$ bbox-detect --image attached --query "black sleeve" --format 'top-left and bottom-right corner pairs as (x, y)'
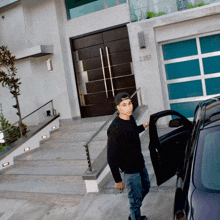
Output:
(131, 115), (145, 133)
(107, 131), (122, 183)
(137, 124), (145, 133)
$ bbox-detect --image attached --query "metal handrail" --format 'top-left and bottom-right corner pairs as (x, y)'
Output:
(84, 87), (142, 172)
(1, 100), (55, 134)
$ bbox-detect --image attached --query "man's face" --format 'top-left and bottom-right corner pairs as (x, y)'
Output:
(117, 99), (133, 117)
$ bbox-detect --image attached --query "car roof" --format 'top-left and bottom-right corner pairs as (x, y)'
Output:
(198, 95), (220, 129)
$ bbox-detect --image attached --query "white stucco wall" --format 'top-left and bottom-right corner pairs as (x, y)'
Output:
(1, 0), (220, 125)
(0, 0), (131, 124)
(0, 0), (75, 123)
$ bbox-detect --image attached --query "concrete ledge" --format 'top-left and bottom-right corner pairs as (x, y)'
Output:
(0, 115), (60, 171)
(16, 45), (53, 60)
(0, 0), (19, 9)
(84, 165), (110, 193)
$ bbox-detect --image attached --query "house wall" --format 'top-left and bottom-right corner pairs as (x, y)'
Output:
(127, 2), (220, 121)
(1, 0), (220, 125)
(0, 0), (131, 124)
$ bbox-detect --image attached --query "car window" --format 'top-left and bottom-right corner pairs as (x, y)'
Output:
(194, 126), (220, 192)
(156, 116), (182, 138)
(201, 131), (220, 190)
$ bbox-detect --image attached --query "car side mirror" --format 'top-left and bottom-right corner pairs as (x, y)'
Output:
(169, 118), (183, 127)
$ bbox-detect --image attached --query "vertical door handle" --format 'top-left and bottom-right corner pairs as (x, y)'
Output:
(106, 47), (115, 97)
(99, 48), (108, 98)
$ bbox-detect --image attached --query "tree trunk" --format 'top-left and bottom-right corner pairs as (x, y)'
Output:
(15, 94), (23, 137)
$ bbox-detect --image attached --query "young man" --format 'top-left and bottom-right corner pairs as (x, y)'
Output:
(107, 92), (150, 220)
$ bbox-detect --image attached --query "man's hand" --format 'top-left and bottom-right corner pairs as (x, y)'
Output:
(143, 120), (150, 128)
(115, 181), (125, 192)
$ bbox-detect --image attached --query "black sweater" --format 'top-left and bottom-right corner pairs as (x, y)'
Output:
(107, 115), (145, 183)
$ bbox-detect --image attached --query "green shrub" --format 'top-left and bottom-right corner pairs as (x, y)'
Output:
(0, 115), (27, 152)
(146, 11), (166, 18)
(157, 12), (166, 16)
(188, 1), (208, 9)
(146, 11), (157, 18)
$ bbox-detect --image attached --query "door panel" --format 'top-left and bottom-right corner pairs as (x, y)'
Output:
(113, 75), (135, 89)
(81, 102), (116, 117)
(71, 26), (136, 117)
(111, 63), (132, 77)
(82, 55), (107, 71)
(103, 26), (128, 42)
(78, 44), (105, 60)
(86, 79), (112, 93)
(149, 110), (192, 186)
(87, 63), (132, 81)
(72, 33), (103, 50)
(84, 91), (115, 105)
(109, 50), (132, 66)
(86, 75), (135, 93)
(105, 38), (131, 54)
(87, 67), (110, 81)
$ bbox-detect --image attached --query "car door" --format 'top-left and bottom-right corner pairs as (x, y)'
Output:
(149, 110), (193, 186)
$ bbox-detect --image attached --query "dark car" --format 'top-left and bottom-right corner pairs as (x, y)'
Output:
(148, 96), (220, 220)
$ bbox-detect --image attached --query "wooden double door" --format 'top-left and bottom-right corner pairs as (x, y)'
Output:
(71, 26), (137, 117)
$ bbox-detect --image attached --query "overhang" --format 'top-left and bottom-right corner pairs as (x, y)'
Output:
(16, 45), (53, 60)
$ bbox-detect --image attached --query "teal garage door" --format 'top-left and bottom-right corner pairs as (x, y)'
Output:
(162, 34), (220, 119)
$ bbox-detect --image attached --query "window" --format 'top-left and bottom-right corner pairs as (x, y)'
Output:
(65, 0), (126, 19)
(194, 128), (220, 191)
(162, 33), (220, 119)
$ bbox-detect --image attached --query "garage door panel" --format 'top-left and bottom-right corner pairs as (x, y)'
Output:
(162, 39), (198, 61)
(168, 80), (203, 100)
(165, 59), (200, 80)
(200, 34), (220, 54)
(203, 56), (220, 75)
(205, 77), (220, 95)
(170, 101), (200, 118)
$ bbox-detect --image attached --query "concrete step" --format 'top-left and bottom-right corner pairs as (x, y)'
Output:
(14, 159), (89, 168)
(2, 163), (88, 176)
(48, 130), (107, 142)
(58, 121), (107, 132)
(0, 191), (84, 205)
(0, 175), (86, 195)
(15, 145), (105, 161)
(60, 116), (111, 125)
(0, 174), (84, 184)
(39, 140), (107, 149)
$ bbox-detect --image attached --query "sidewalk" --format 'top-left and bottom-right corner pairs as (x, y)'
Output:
(0, 181), (175, 220)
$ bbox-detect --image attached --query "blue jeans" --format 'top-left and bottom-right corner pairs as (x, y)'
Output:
(124, 166), (150, 220)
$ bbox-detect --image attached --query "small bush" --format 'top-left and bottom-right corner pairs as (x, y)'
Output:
(146, 11), (166, 18)
(188, 1), (208, 9)
(146, 11), (157, 18)
(157, 12), (166, 16)
(0, 115), (28, 152)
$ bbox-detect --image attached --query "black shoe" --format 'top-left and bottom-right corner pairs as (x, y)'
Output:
(128, 216), (147, 220)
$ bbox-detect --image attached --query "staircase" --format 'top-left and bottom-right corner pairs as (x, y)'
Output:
(0, 116), (110, 206)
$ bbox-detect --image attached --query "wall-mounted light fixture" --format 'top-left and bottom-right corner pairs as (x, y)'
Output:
(52, 126), (57, 130)
(24, 147), (30, 152)
(42, 135), (47, 139)
(47, 58), (53, 72)
(138, 31), (146, 49)
(2, 162), (9, 167)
